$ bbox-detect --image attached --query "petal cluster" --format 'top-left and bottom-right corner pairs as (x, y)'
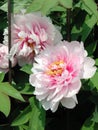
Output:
(29, 41), (96, 112)
(0, 44), (17, 73)
(10, 12), (62, 66)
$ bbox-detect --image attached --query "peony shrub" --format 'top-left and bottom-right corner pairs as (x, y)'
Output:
(0, 0), (98, 130)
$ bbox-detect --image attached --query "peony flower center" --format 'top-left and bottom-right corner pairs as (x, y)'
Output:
(27, 41), (35, 51)
(46, 60), (64, 76)
(26, 41), (35, 56)
(18, 31), (35, 51)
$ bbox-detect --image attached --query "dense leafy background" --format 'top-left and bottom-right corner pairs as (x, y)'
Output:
(0, 0), (98, 130)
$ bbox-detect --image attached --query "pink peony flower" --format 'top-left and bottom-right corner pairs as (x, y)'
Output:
(10, 12), (62, 66)
(29, 41), (96, 112)
(0, 44), (17, 73)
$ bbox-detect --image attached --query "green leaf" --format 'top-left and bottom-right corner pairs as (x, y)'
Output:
(14, 70), (29, 84)
(81, 116), (94, 130)
(12, 126), (23, 130)
(0, 92), (10, 117)
(73, 1), (98, 42)
(13, 0), (33, 13)
(0, 10), (7, 30)
(80, 1), (92, 15)
(11, 106), (31, 126)
(20, 64), (32, 74)
(86, 41), (97, 56)
(21, 125), (29, 130)
(0, 2), (8, 12)
(0, 72), (5, 82)
(16, 83), (34, 95)
(59, 0), (73, 9)
(13, 125), (28, 130)
(50, 5), (66, 12)
(81, 14), (97, 42)
(12, 124), (29, 130)
(90, 71), (98, 90)
(26, 0), (45, 13)
(82, 0), (98, 18)
(75, 1), (97, 16)
(12, 127), (19, 130)
(94, 123), (98, 130)
(0, 82), (24, 102)
(13, 70), (34, 95)
(92, 107), (98, 123)
(72, 14), (97, 42)
(95, 59), (98, 66)
(28, 97), (46, 130)
(81, 123), (94, 130)
(40, 0), (58, 14)
(71, 25), (82, 40)
(27, 0), (58, 14)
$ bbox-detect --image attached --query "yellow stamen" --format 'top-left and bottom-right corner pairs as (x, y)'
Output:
(27, 42), (35, 51)
(46, 60), (64, 76)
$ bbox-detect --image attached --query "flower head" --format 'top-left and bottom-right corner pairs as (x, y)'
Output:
(0, 44), (17, 73)
(29, 41), (96, 112)
(10, 12), (62, 66)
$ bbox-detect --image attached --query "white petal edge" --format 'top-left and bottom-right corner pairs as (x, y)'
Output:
(61, 95), (78, 109)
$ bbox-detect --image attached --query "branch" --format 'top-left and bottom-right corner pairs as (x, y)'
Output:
(66, 9), (71, 42)
(8, 0), (12, 84)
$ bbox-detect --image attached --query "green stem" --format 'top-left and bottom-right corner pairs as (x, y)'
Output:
(8, 0), (12, 84)
(66, 9), (71, 42)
